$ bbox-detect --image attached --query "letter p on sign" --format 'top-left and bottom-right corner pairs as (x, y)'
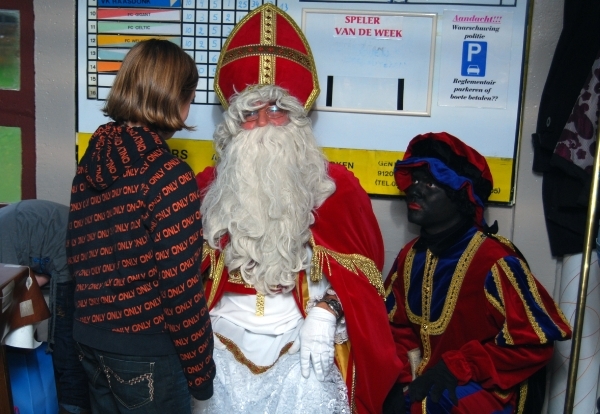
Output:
(461, 41), (487, 77)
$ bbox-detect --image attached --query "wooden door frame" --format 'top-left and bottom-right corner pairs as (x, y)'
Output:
(0, 0), (36, 199)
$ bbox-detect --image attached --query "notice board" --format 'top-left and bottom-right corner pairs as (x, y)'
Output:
(77, 0), (530, 203)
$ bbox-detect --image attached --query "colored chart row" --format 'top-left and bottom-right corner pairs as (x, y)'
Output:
(86, 0), (283, 104)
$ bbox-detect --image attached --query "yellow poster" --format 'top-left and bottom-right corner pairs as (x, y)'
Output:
(77, 134), (512, 203)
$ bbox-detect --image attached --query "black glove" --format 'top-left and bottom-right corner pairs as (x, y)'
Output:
(383, 382), (406, 414)
(408, 360), (458, 405)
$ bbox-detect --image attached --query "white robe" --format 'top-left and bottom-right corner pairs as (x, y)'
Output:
(193, 250), (349, 413)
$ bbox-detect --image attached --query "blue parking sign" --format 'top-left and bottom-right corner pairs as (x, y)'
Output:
(461, 41), (487, 77)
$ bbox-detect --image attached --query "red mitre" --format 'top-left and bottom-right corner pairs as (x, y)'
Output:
(214, 4), (319, 110)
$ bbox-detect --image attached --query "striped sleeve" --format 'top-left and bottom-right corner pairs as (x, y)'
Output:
(484, 255), (571, 346)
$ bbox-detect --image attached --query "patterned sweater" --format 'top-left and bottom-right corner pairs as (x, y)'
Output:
(66, 122), (214, 400)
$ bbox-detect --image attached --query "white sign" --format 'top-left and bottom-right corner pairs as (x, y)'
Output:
(304, 10), (436, 115)
(438, 10), (513, 108)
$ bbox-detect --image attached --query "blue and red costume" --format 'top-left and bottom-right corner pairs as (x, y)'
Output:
(385, 225), (571, 413)
(386, 132), (572, 413)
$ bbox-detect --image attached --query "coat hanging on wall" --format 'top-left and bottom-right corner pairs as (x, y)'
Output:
(532, 0), (600, 257)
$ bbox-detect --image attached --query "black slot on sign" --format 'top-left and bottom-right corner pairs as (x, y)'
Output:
(326, 76), (334, 107)
(397, 79), (404, 111)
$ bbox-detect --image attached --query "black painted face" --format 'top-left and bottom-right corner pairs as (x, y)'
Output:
(405, 168), (463, 235)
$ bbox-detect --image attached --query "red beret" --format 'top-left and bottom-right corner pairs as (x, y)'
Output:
(395, 132), (494, 227)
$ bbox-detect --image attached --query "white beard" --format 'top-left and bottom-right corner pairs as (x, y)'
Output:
(201, 122), (335, 295)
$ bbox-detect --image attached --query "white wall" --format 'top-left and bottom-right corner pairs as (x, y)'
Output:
(34, 1), (76, 204)
(33, 0), (564, 291)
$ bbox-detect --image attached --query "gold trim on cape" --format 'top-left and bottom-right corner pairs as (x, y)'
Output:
(228, 269), (253, 288)
(203, 242), (226, 308)
(201, 241), (210, 263)
(310, 236), (385, 298)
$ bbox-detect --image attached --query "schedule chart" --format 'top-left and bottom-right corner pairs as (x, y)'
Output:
(85, 0), (285, 105)
(79, 0), (530, 200)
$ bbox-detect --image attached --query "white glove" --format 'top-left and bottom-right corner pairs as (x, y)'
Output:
(289, 306), (337, 381)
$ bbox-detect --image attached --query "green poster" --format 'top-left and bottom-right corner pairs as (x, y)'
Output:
(0, 126), (22, 202)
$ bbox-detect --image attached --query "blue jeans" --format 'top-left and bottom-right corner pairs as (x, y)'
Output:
(52, 281), (90, 411)
(75, 343), (192, 414)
